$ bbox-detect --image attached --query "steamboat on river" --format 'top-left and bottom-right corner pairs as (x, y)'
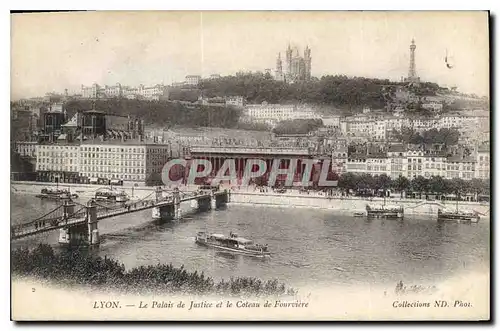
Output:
(195, 232), (271, 258)
(437, 196), (480, 223)
(365, 204), (404, 219)
(36, 188), (78, 200)
(94, 188), (129, 203)
(437, 208), (480, 223)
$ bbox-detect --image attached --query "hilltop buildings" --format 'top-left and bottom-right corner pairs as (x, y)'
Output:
(243, 102), (320, 127)
(81, 83), (169, 101)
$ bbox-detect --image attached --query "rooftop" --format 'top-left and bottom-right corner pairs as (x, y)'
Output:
(387, 144), (406, 153)
(447, 155), (476, 163)
(83, 110), (106, 114)
(80, 138), (167, 146)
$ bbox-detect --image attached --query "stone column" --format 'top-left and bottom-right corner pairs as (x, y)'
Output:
(87, 200), (99, 246)
(210, 190), (217, 209)
(173, 188), (181, 220)
(63, 200), (75, 218)
(155, 186), (163, 202)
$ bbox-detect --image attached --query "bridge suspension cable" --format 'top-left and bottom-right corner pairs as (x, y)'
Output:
(16, 205), (64, 226)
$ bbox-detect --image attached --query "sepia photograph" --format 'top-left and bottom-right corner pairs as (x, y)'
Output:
(9, 10), (490, 321)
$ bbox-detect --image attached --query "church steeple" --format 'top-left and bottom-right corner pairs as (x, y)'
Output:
(276, 52), (283, 72)
(275, 52), (284, 81)
(286, 44), (293, 75)
(304, 45), (311, 81)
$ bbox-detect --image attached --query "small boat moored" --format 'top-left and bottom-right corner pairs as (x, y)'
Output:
(437, 208), (480, 223)
(94, 188), (129, 203)
(36, 188), (78, 200)
(195, 231), (271, 257)
(366, 204), (404, 219)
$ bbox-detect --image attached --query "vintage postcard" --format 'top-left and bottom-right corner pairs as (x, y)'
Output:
(10, 10), (490, 321)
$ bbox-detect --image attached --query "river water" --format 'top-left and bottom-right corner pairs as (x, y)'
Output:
(11, 194), (490, 290)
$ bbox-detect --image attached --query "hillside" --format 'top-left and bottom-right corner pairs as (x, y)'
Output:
(63, 99), (242, 128)
(199, 73), (393, 110)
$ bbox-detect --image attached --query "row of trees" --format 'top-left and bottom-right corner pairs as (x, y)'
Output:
(337, 173), (490, 199)
(64, 99), (242, 129)
(390, 128), (460, 146)
(272, 119), (323, 135)
(11, 244), (295, 297)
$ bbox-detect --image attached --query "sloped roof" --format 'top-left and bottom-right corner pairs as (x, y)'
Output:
(447, 155), (476, 163)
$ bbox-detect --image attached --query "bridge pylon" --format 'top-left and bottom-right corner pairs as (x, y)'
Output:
(63, 200), (75, 218)
(87, 199), (100, 246)
(58, 199), (100, 247)
(152, 187), (182, 222)
(210, 191), (217, 209)
(155, 186), (163, 202)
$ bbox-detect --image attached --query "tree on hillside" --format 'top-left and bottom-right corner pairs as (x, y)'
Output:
(199, 73), (402, 109)
(63, 99), (242, 129)
(356, 174), (375, 191)
(338, 172), (357, 196)
(272, 119), (323, 135)
(391, 175), (410, 198)
(391, 127), (460, 146)
(373, 174), (392, 195)
(469, 178), (486, 198)
(447, 178), (471, 199)
(428, 176), (447, 194)
(411, 176), (430, 199)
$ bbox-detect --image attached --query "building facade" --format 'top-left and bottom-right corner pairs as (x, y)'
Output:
(81, 83), (100, 99)
(406, 149), (425, 179)
(446, 155), (476, 180)
(244, 103), (319, 125)
(422, 153), (448, 178)
(387, 145), (407, 179)
(36, 143), (81, 182)
(366, 156), (390, 176)
(475, 146), (490, 180)
(15, 141), (38, 158)
(345, 156), (367, 174)
(225, 96), (245, 107)
(185, 75), (201, 86)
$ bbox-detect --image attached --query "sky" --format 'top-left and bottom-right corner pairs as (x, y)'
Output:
(11, 11), (489, 99)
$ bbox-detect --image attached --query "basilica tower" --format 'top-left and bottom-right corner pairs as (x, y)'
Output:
(275, 52), (284, 81)
(304, 45), (312, 80)
(285, 44), (293, 75)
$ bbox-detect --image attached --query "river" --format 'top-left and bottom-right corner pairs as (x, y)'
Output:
(11, 194), (490, 290)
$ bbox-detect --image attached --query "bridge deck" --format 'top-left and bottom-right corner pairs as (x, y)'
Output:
(11, 191), (228, 240)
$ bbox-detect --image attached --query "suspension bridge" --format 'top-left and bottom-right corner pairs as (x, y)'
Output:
(11, 187), (231, 246)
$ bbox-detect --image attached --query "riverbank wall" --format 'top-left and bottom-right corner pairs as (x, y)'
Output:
(11, 181), (157, 200)
(229, 192), (490, 218)
(11, 181), (490, 218)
